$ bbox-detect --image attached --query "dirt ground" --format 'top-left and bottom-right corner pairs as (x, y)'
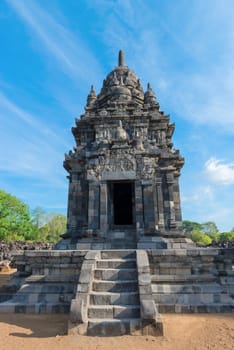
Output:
(0, 313), (233, 350)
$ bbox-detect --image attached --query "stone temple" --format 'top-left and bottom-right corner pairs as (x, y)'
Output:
(0, 51), (233, 337)
(59, 50), (187, 250)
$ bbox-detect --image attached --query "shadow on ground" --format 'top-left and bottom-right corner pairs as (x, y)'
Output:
(0, 314), (69, 338)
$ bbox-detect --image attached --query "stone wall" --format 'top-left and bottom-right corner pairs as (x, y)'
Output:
(0, 241), (54, 261)
(0, 250), (87, 313)
(148, 248), (234, 313)
(12, 250), (85, 277)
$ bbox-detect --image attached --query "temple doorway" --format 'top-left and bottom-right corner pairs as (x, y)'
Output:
(109, 182), (135, 227)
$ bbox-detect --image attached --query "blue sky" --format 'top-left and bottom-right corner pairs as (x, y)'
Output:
(1, 0), (234, 232)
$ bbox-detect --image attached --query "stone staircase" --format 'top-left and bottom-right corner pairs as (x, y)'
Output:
(87, 250), (141, 336)
(69, 249), (163, 336)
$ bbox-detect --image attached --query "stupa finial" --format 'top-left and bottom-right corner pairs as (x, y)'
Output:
(118, 50), (125, 66)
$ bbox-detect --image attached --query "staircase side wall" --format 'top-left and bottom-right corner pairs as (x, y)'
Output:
(148, 248), (234, 313)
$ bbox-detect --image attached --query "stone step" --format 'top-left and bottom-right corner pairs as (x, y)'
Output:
(158, 303), (234, 313)
(29, 263), (78, 268)
(87, 318), (142, 336)
(153, 292), (233, 304)
(151, 274), (218, 283)
(89, 291), (140, 305)
(92, 280), (138, 292)
(31, 265), (78, 275)
(88, 305), (140, 319)
(110, 242), (137, 250)
(153, 264), (217, 275)
(0, 301), (70, 314)
(9, 291), (73, 304)
(96, 259), (136, 269)
(14, 283), (75, 294)
(25, 274), (78, 283)
(101, 250), (135, 259)
(94, 268), (137, 281)
(151, 283), (228, 293)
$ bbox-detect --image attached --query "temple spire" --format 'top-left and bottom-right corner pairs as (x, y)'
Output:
(118, 50), (125, 66)
(86, 84), (97, 106)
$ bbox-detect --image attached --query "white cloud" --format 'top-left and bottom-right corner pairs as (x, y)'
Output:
(181, 185), (214, 204)
(204, 158), (234, 185)
(181, 182), (234, 231)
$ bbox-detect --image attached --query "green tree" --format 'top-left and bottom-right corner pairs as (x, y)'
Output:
(219, 231), (234, 241)
(183, 220), (221, 244)
(0, 189), (36, 241)
(201, 221), (219, 234)
(200, 221), (219, 242)
(31, 206), (46, 230)
(38, 213), (66, 242)
(190, 230), (212, 246)
(182, 220), (203, 235)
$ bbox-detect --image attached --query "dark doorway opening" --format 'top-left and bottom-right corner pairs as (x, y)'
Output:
(113, 182), (133, 225)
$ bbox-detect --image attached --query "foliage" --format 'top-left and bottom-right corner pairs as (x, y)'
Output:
(0, 189), (66, 243)
(218, 231), (234, 241)
(206, 231), (220, 242)
(0, 189), (36, 241)
(182, 220), (203, 234)
(31, 208), (67, 242)
(31, 206), (47, 229)
(190, 230), (212, 246)
(38, 213), (67, 242)
(183, 220), (234, 245)
(201, 221), (219, 234)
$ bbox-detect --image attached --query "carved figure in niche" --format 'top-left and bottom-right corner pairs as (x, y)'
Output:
(125, 72), (135, 87)
(87, 164), (102, 180)
(134, 137), (144, 151)
(142, 164), (154, 179)
(158, 130), (166, 144)
(115, 120), (129, 141)
(109, 72), (119, 86)
(99, 156), (106, 166)
(118, 156), (135, 171)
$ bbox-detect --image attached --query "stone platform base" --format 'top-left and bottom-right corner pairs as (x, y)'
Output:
(55, 238), (111, 250)
(55, 234), (194, 250)
(137, 237), (194, 249)
(0, 247), (233, 336)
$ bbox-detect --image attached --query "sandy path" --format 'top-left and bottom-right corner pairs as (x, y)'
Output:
(0, 314), (233, 350)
